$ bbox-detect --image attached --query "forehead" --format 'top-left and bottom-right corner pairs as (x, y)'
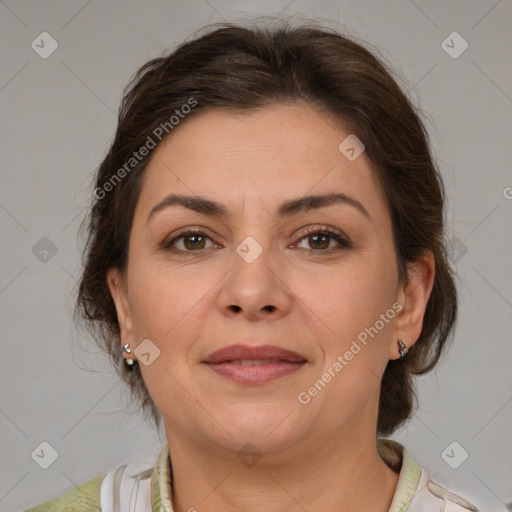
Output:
(135, 102), (388, 221)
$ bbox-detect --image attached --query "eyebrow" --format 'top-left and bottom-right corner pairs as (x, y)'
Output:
(147, 192), (370, 224)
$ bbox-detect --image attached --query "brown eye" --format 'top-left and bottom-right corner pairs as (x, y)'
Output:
(295, 228), (351, 253)
(182, 233), (207, 250)
(307, 234), (330, 250)
(163, 230), (217, 253)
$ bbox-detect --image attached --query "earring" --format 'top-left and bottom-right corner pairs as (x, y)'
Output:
(122, 342), (137, 369)
(397, 340), (408, 359)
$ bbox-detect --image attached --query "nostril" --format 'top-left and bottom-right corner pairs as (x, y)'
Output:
(262, 305), (276, 312)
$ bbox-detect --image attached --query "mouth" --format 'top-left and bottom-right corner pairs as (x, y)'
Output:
(202, 344), (307, 384)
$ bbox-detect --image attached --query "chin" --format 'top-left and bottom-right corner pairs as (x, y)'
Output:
(213, 428), (303, 461)
(213, 405), (303, 451)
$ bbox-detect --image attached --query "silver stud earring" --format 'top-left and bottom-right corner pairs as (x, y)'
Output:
(397, 340), (408, 359)
(122, 342), (137, 369)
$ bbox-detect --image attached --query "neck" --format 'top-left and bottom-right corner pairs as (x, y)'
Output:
(164, 424), (400, 512)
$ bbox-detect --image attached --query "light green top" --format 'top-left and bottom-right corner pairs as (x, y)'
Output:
(24, 439), (422, 511)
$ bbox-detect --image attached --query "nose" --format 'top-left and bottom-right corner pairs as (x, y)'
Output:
(217, 247), (292, 322)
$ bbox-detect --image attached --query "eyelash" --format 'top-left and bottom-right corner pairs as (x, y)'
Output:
(161, 226), (351, 255)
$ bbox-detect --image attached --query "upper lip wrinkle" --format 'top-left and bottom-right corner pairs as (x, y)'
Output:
(203, 344), (307, 364)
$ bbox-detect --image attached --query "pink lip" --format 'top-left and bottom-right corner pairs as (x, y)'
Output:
(203, 344), (306, 364)
(202, 344), (307, 385)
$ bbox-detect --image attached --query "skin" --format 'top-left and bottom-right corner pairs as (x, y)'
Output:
(107, 101), (435, 512)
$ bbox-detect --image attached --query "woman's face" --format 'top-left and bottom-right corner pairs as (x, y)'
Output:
(108, 102), (432, 456)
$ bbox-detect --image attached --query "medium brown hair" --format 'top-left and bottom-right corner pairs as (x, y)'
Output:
(76, 20), (458, 437)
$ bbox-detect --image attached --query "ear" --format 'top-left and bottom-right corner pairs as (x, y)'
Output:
(390, 251), (435, 360)
(106, 267), (133, 348)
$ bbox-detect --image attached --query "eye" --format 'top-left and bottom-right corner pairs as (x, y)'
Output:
(293, 226), (351, 253)
(162, 229), (219, 253)
(160, 226), (351, 255)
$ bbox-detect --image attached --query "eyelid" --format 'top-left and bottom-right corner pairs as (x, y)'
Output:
(295, 224), (347, 238)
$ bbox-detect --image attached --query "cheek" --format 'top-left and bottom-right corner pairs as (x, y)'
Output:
(127, 259), (216, 349)
(299, 267), (397, 409)
(302, 266), (396, 408)
(296, 257), (395, 338)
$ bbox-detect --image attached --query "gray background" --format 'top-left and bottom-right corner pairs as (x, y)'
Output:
(1, 1), (511, 511)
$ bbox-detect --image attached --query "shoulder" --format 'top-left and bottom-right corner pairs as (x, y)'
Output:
(23, 473), (105, 512)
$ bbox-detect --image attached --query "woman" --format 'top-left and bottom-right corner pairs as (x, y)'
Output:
(26, 20), (480, 512)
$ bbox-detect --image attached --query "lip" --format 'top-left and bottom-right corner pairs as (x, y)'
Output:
(203, 344), (307, 364)
(202, 344), (307, 385)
